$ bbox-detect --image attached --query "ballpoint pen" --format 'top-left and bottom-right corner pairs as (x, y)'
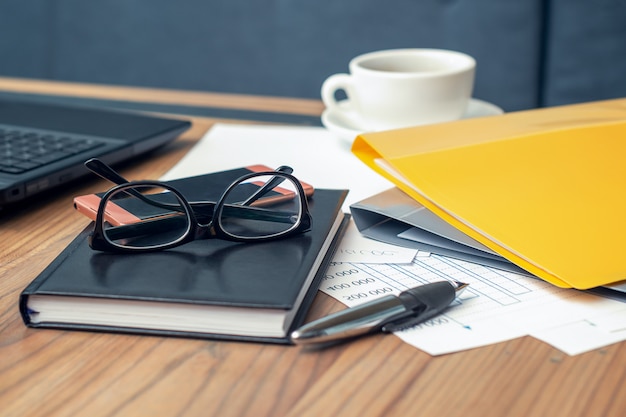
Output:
(291, 280), (468, 345)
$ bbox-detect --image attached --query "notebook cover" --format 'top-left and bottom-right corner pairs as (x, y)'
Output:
(20, 188), (349, 344)
(352, 98), (626, 289)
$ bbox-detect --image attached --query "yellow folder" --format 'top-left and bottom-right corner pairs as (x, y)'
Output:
(352, 98), (626, 289)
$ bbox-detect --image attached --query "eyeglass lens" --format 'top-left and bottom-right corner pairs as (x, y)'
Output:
(103, 185), (191, 249)
(219, 173), (303, 239)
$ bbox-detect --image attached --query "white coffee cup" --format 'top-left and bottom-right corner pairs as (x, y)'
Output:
(321, 49), (476, 131)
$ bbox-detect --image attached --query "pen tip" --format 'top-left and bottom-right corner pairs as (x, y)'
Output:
(453, 281), (469, 292)
(290, 329), (323, 345)
(290, 330), (303, 342)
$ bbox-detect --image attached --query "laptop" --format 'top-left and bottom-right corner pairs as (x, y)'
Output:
(0, 97), (191, 210)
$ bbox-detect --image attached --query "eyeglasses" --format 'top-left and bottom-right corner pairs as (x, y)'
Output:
(85, 159), (312, 252)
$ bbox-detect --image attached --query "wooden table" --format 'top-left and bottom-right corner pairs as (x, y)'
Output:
(1, 77), (625, 417)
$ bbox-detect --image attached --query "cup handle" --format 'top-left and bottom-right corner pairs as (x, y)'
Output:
(321, 73), (354, 112)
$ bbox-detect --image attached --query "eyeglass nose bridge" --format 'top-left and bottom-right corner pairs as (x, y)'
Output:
(193, 221), (218, 240)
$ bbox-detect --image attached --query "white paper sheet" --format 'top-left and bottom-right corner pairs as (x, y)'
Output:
(161, 123), (394, 212)
(321, 254), (626, 355)
(331, 221), (418, 264)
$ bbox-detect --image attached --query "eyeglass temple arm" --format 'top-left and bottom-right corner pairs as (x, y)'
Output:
(85, 158), (130, 185)
(85, 159), (300, 229)
(85, 158), (292, 211)
(239, 165), (293, 206)
(85, 158), (186, 212)
(82, 161), (299, 224)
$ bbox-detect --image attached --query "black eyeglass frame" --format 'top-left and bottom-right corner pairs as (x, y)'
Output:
(89, 170), (312, 253)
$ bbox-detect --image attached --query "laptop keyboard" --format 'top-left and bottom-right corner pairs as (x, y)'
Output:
(0, 127), (105, 174)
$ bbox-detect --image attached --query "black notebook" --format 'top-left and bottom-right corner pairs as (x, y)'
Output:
(20, 188), (349, 344)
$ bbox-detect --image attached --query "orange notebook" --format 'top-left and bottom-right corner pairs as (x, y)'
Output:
(352, 98), (626, 289)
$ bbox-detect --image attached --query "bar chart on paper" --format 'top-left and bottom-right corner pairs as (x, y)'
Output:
(321, 253), (626, 355)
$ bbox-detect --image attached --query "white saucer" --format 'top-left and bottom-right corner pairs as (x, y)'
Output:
(322, 98), (504, 144)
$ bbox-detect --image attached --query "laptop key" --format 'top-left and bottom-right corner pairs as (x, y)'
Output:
(0, 165), (24, 174)
(68, 139), (104, 154)
(32, 151), (74, 165)
(0, 130), (106, 174)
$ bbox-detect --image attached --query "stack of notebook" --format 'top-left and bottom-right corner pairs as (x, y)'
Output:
(20, 165), (349, 343)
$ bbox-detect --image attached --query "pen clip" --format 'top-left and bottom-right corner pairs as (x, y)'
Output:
(382, 280), (467, 333)
(381, 308), (439, 333)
